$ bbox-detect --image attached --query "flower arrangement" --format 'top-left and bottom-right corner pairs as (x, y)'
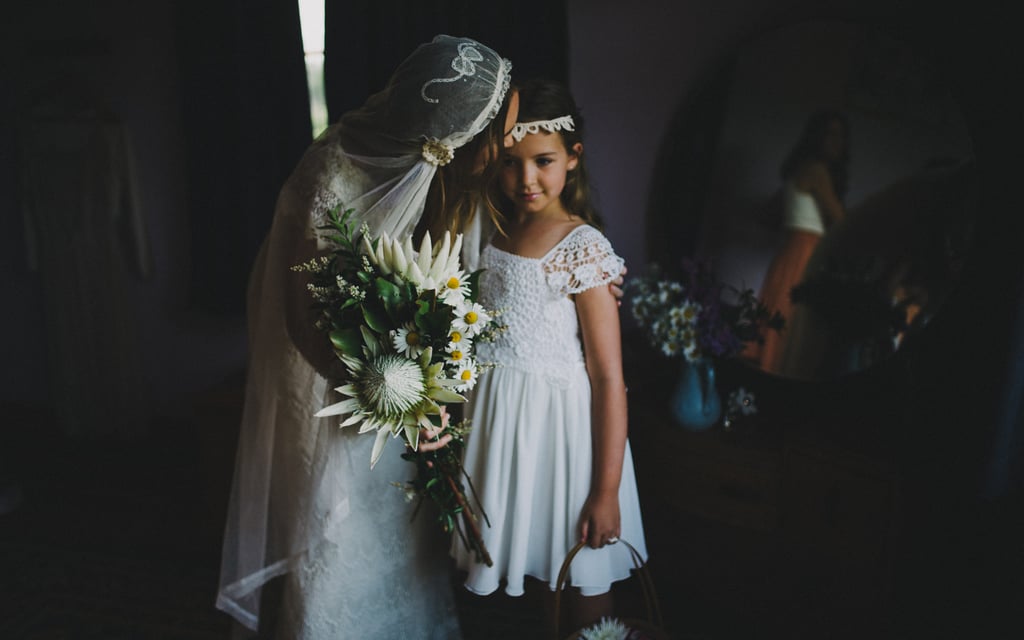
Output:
(292, 206), (501, 566)
(629, 258), (783, 363)
(576, 617), (661, 640)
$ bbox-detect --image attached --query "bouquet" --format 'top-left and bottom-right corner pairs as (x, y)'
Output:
(629, 258), (783, 363)
(292, 206), (500, 566)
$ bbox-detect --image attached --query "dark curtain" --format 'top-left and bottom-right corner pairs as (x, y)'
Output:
(175, 0), (312, 314)
(323, 0), (568, 122)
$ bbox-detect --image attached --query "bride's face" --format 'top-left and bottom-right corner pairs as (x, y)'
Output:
(473, 90), (519, 174)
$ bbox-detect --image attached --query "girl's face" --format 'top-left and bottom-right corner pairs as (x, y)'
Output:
(499, 132), (581, 218)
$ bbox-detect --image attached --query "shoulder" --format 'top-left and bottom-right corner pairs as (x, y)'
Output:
(544, 225), (624, 294)
(551, 224), (617, 257)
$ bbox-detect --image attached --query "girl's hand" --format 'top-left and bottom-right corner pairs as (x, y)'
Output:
(415, 406), (452, 453)
(578, 491), (621, 549)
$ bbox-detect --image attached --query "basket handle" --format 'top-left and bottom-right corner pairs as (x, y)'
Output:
(551, 539), (663, 640)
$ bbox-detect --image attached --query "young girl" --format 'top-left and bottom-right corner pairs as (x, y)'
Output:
(452, 78), (648, 631)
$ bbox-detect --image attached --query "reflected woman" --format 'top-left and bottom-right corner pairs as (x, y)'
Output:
(751, 109), (849, 375)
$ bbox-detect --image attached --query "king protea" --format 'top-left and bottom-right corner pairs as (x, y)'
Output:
(314, 326), (465, 468)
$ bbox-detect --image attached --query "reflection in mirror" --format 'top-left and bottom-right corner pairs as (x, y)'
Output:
(691, 19), (975, 381)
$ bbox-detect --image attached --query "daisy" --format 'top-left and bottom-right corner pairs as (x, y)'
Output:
(447, 329), (472, 353)
(446, 348), (467, 367)
(438, 271), (471, 303)
(452, 301), (490, 337)
(391, 323), (425, 358)
(453, 360), (478, 392)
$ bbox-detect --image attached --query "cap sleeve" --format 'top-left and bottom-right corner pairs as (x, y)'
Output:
(542, 226), (624, 295)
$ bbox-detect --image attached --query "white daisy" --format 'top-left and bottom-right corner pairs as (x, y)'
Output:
(454, 360), (478, 392)
(447, 330), (472, 353)
(452, 301), (490, 337)
(446, 348), (467, 367)
(438, 271), (471, 303)
(391, 323), (425, 358)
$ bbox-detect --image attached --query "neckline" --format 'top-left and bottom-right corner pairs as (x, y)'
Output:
(487, 224), (591, 262)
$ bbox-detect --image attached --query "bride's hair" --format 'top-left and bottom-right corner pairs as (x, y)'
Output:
(419, 86), (518, 241)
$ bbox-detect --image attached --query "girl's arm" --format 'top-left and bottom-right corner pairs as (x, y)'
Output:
(575, 283), (628, 548)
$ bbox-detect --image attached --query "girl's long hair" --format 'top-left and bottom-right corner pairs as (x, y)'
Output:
(496, 78), (603, 229)
(781, 109), (850, 200)
(418, 86), (517, 241)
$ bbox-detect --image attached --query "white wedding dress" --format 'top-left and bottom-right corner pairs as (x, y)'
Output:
(452, 225), (648, 597)
(216, 124), (463, 640)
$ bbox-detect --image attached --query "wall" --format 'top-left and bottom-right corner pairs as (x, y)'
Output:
(2, 1), (246, 425)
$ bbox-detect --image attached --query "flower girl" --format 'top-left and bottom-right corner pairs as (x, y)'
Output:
(452, 78), (648, 632)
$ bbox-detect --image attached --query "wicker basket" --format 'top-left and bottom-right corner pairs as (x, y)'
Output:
(553, 539), (670, 640)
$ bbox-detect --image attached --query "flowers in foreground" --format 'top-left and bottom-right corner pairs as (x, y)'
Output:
(293, 205), (501, 566)
(579, 617), (632, 640)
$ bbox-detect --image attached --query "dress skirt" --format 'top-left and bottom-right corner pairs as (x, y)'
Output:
(747, 229), (822, 374)
(452, 363), (647, 597)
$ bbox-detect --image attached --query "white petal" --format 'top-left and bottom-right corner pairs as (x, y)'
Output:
(361, 235), (377, 266)
(404, 423), (420, 451)
(417, 231), (433, 274)
(408, 261), (426, 288)
(339, 413), (363, 427)
(358, 417), (379, 434)
(429, 233), (451, 281)
(369, 428), (391, 469)
(391, 237), (407, 274)
(376, 233), (392, 275)
(335, 384), (358, 397)
(314, 397), (359, 417)
(447, 234), (463, 274)
(402, 236), (417, 268)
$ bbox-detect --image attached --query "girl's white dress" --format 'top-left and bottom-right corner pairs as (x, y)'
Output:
(452, 225), (648, 597)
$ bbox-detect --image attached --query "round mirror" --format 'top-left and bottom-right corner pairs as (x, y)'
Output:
(649, 19), (977, 382)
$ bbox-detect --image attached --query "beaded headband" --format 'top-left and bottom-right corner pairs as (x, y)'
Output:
(509, 115), (575, 142)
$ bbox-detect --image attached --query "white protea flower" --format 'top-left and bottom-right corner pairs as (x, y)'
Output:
(453, 360), (479, 392)
(579, 616), (632, 640)
(391, 322), (425, 358)
(453, 301), (491, 337)
(361, 229), (464, 294)
(438, 271), (471, 304)
(315, 330), (465, 468)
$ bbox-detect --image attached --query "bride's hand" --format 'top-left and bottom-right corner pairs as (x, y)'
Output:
(416, 406), (452, 453)
(609, 264), (628, 306)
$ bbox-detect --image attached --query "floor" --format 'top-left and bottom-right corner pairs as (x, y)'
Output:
(2, 399), (1019, 639)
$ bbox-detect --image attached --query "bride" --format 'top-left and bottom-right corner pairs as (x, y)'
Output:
(215, 35), (518, 639)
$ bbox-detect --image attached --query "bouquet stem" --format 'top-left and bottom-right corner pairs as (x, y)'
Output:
(446, 473), (493, 567)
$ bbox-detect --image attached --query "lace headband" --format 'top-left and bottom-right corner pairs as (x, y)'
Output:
(509, 115), (575, 142)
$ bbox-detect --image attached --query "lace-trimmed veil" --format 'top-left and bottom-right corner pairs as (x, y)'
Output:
(216, 35), (511, 633)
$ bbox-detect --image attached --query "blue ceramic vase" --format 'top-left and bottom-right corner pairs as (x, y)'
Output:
(670, 357), (722, 431)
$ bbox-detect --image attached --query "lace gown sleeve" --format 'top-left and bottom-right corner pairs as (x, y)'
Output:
(543, 226), (625, 296)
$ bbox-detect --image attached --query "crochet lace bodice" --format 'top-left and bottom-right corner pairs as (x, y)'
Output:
(477, 225), (624, 387)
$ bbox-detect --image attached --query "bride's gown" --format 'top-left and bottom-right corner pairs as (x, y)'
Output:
(216, 124), (465, 639)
